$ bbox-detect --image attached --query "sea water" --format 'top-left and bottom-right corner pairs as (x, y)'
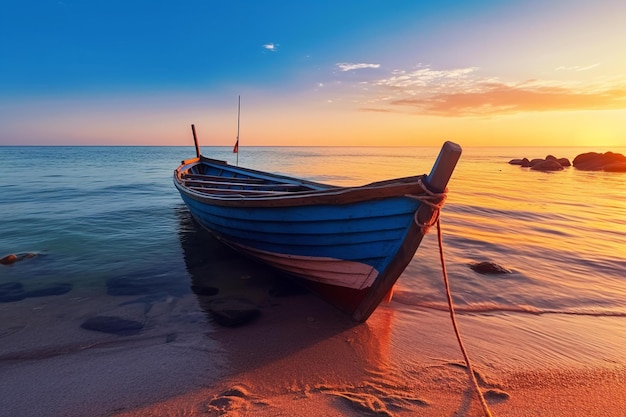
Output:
(1, 145), (625, 362)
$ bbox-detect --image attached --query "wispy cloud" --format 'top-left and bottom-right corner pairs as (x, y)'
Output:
(350, 64), (626, 116)
(337, 63), (381, 72)
(555, 63), (601, 72)
(262, 43), (278, 52)
(372, 65), (481, 91)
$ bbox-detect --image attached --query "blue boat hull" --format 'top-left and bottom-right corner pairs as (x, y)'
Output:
(179, 191), (420, 291)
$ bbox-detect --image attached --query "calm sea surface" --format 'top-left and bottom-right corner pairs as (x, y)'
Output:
(1, 145), (625, 358)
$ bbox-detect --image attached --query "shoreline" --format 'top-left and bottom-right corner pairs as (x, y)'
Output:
(2, 289), (624, 417)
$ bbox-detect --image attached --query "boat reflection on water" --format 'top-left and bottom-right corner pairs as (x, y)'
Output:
(177, 205), (326, 326)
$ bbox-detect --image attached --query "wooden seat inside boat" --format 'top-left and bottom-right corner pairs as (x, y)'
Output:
(181, 172), (312, 193)
(182, 173), (267, 184)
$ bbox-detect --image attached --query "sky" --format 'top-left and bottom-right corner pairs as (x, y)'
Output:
(1, 0), (625, 147)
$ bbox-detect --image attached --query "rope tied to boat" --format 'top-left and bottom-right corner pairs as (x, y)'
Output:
(436, 217), (494, 417)
(405, 178), (448, 235)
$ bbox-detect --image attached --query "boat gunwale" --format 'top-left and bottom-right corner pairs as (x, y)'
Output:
(174, 157), (431, 208)
(175, 173), (430, 208)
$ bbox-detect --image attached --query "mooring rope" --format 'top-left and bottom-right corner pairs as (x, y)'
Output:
(436, 217), (494, 417)
(405, 178), (448, 234)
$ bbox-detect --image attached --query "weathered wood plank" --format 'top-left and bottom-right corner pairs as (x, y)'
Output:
(182, 173), (267, 184)
(188, 186), (286, 195)
(184, 178), (307, 190)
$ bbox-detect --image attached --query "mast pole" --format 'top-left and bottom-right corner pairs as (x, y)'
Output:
(236, 95), (240, 166)
(191, 124), (200, 158)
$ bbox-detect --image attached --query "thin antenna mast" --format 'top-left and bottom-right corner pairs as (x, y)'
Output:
(236, 95), (241, 166)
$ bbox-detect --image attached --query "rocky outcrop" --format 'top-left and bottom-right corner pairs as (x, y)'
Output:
(572, 152), (626, 172)
(511, 151), (626, 172)
(509, 155), (571, 171)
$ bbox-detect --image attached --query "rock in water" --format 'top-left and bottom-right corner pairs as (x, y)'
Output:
(573, 151), (626, 171)
(207, 298), (261, 327)
(508, 156), (570, 169)
(531, 159), (564, 171)
(0, 252), (39, 265)
(557, 157), (571, 167)
(604, 162), (626, 172)
(23, 283), (73, 298)
(508, 158), (529, 166)
(0, 282), (26, 303)
(0, 254), (18, 265)
(106, 271), (188, 297)
(191, 284), (219, 296)
(80, 316), (144, 336)
(469, 262), (511, 274)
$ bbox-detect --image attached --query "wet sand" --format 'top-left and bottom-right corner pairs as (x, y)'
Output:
(1, 288), (624, 417)
(2, 230), (625, 417)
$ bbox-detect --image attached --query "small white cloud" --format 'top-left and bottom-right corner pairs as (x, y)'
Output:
(263, 43), (278, 52)
(337, 63), (381, 72)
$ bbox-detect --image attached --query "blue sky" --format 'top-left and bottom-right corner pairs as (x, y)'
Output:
(2, 1), (625, 146)
(3, 1), (435, 93)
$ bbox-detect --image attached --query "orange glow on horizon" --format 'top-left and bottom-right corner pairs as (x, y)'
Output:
(2, 91), (625, 147)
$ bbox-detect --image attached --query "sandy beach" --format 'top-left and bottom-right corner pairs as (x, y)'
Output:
(109, 302), (625, 417)
(1, 280), (624, 417)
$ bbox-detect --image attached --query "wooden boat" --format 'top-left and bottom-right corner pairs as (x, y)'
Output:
(174, 128), (461, 322)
